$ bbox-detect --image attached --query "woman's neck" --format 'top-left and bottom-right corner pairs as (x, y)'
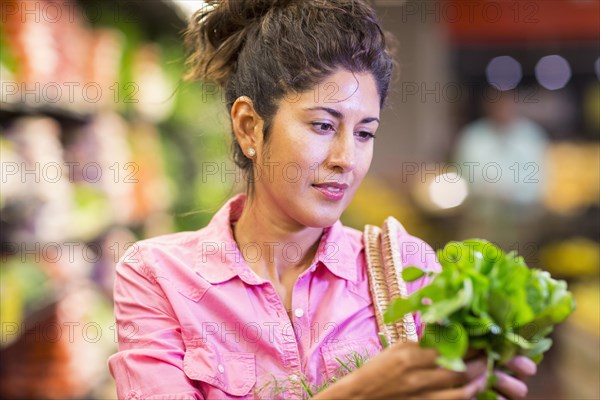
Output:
(232, 194), (323, 285)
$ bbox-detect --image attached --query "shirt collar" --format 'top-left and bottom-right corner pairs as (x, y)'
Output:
(194, 193), (357, 284)
(194, 193), (247, 284)
(312, 219), (357, 282)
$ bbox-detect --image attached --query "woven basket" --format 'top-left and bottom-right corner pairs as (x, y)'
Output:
(363, 216), (419, 345)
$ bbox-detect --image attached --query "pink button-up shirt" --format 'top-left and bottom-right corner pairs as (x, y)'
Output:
(108, 193), (441, 399)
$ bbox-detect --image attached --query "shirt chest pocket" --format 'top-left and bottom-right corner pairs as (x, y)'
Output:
(320, 337), (381, 382)
(183, 345), (256, 399)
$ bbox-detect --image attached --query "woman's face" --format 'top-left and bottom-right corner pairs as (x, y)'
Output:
(253, 69), (381, 229)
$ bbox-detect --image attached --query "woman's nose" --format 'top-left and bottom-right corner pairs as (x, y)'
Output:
(326, 130), (356, 172)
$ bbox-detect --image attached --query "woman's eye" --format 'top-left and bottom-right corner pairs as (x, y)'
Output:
(357, 131), (376, 140)
(312, 122), (335, 133)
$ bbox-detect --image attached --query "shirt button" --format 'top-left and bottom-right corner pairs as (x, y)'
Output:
(294, 308), (304, 318)
(218, 364), (225, 373)
(290, 374), (298, 382)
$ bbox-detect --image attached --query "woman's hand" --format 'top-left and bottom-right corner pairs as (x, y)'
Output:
(314, 341), (488, 400)
(491, 355), (537, 400)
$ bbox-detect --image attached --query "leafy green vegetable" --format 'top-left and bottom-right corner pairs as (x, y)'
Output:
(402, 266), (426, 282)
(384, 239), (575, 399)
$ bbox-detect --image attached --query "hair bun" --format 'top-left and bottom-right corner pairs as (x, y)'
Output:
(184, 0), (293, 86)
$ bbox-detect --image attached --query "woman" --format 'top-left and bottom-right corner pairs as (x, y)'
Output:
(108, 1), (536, 398)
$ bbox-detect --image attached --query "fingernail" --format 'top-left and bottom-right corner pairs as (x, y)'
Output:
(509, 355), (537, 376)
(496, 371), (528, 398)
(520, 356), (537, 375)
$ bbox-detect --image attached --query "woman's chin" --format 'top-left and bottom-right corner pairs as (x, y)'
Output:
(301, 196), (354, 227)
(281, 188), (352, 228)
(299, 209), (343, 228)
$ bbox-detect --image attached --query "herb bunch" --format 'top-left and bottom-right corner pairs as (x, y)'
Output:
(384, 239), (575, 399)
(254, 350), (371, 399)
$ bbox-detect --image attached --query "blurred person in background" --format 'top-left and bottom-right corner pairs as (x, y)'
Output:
(107, 1), (536, 399)
(455, 88), (549, 249)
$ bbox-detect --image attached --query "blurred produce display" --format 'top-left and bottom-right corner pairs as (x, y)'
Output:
(0, 0), (230, 397)
(568, 281), (600, 337)
(543, 143), (600, 215)
(540, 237), (600, 279)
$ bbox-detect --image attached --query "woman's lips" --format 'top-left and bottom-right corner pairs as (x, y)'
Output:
(312, 182), (349, 201)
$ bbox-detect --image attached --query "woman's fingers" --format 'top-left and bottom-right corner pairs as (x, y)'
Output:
(407, 373), (488, 400)
(491, 355), (536, 399)
(403, 357), (487, 394)
(390, 341), (439, 369)
(504, 355), (537, 378)
(464, 358), (488, 380)
(493, 370), (529, 399)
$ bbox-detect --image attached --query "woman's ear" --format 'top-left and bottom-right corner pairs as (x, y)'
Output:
(231, 96), (264, 158)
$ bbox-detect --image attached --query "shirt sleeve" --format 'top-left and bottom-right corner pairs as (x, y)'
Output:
(108, 244), (204, 400)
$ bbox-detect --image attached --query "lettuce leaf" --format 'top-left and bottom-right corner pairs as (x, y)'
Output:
(384, 239), (575, 400)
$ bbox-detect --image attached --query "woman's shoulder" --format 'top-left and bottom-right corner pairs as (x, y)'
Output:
(124, 230), (199, 252)
(116, 227), (213, 271)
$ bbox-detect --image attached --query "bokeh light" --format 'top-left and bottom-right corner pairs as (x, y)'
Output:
(486, 56), (522, 91)
(535, 55), (572, 90)
(428, 173), (468, 210)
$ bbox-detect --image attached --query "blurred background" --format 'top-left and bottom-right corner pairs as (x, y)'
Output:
(0, 0), (598, 398)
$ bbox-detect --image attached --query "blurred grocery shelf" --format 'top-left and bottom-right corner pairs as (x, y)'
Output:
(0, 0), (228, 397)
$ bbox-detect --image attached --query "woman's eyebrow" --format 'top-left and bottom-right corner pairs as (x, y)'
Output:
(303, 106), (380, 124)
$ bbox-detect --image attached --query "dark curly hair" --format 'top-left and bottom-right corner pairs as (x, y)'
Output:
(184, 0), (397, 196)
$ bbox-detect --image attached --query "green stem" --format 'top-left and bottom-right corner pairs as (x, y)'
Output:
(334, 357), (353, 373)
(300, 377), (314, 398)
(378, 332), (389, 349)
(486, 352), (497, 391)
